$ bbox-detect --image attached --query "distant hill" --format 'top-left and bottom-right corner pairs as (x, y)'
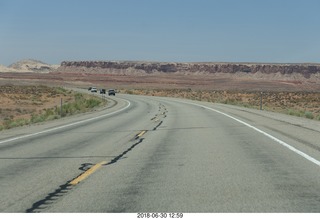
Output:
(0, 59), (59, 73)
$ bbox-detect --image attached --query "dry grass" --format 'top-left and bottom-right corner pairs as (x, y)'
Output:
(121, 88), (320, 120)
(0, 85), (105, 130)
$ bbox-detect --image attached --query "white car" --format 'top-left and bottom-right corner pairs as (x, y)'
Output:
(91, 87), (97, 92)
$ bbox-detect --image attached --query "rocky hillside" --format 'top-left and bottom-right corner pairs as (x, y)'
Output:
(0, 59), (59, 73)
(57, 61), (320, 77)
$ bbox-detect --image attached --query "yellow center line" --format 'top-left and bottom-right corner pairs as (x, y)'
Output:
(70, 130), (147, 186)
(69, 160), (108, 185)
(137, 130), (147, 138)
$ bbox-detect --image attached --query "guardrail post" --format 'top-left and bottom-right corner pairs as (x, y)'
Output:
(260, 92), (263, 110)
(60, 98), (63, 116)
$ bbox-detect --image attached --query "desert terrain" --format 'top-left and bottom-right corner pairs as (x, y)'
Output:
(1, 59), (320, 130)
(0, 84), (105, 130)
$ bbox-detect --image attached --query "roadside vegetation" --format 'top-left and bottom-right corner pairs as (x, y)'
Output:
(122, 88), (320, 120)
(0, 85), (106, 131)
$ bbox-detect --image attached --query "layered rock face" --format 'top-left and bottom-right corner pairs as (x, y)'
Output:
(58, 61), (320, 76)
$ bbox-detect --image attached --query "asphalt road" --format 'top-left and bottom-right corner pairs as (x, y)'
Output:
(1, 93), (320, 213)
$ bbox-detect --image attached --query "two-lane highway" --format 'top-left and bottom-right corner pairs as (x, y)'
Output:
(1, 93), (320, 212)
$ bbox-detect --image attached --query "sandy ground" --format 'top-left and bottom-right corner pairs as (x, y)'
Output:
(0, 85), (74, 127)
(1, 71), (320, 128)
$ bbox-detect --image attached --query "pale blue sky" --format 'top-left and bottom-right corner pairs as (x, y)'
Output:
(1, 0), (320, 65)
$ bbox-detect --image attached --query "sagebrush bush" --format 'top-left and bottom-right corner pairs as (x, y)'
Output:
(304, 111), (314, 119)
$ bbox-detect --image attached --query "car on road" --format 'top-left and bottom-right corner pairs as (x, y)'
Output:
(91, 87), (97, 92)
(100, 89), (106, 94)
(108, 89), (116, 96)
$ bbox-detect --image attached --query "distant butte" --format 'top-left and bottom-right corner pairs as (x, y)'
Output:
(2, 60), (320, 92)
(57, 60), (320, 76)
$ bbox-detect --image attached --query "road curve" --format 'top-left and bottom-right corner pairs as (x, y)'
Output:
(1, 93), (320, 212)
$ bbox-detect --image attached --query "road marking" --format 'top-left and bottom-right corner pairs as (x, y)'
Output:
(0, 99), (131, 145)
(136, 130), (147, 139)
(69, 161), (108, 185)
(178, 100), (320, 167)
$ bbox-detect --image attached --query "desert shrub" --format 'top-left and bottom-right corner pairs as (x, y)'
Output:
(46, 115), (60, 121)
(304, 111), (314, 119)
(222, 98), (237, 105)
(56, 87), (68, 94)
(2, 119), (13, 129)
(8, 121), (18, 129)
(31, 114), (46, 123)
(85, 98), (101, 108)
(288, 109), (295, 116)
(15, 118), (30, 127)
(75, 93), (84, 101)
(287, 109), (303, 117)
(57, 94), (103, 117)
(61, 104), (72, 116)
(44, 108), (55, 117)
(1, 118), (29, 129)
(241, 103), (250, 108)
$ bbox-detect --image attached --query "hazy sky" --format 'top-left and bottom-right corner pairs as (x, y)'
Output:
(1, 0), (320, 65)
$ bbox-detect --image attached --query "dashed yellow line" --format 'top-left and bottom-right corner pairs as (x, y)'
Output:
(69, 160), (108, 185)
(70, 130), (147, 186)
(136, 130), (147, 138)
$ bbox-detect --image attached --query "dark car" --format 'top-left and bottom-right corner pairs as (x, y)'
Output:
(108, 89), (116, 96)
(100, 89), (106, 94)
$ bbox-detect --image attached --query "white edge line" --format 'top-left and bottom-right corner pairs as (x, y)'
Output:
(178, 100), (320, 167)
(0, 99), (131, 145)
